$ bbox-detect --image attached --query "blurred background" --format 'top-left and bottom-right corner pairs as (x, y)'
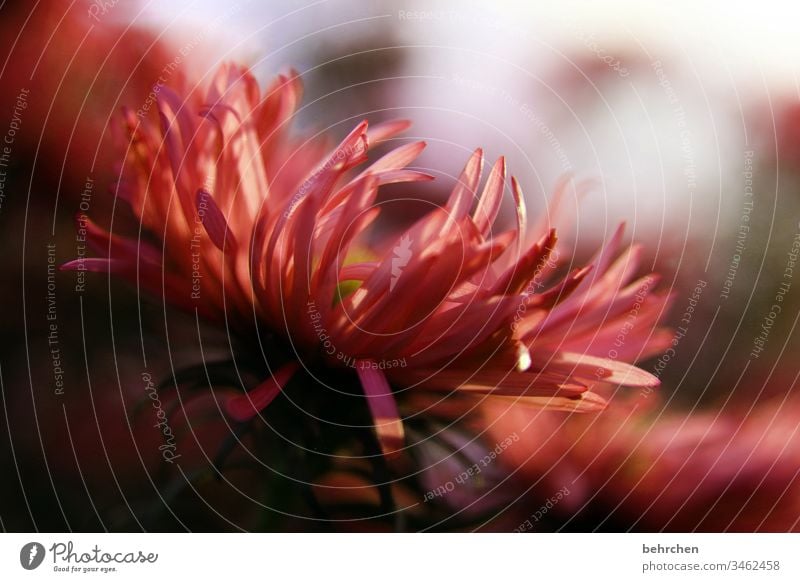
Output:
(1, 0), (799, 531)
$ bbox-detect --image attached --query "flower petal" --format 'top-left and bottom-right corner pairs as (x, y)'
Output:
(473, 156), (506, 236)
(196, 189), (238, 254)
(490, 390), (608, 413)
(539, 351), (661, 388)
(366, 119), (412, 144)
(446, 148), (484, 222)
(224, 361), (299, 422)
(357, 364), (404, 457)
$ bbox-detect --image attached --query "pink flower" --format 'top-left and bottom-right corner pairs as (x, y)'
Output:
(64, 62), (671, 458)
(483, 397), (800, 531)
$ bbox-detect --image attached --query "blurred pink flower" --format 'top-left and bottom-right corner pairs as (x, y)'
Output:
(773, 101), (800, 167)
(0, 0), (172, 192)
(483, 397), (800, 531)
(65, 62), (671, 458)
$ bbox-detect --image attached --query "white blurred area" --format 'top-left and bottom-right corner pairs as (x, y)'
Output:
(120, 0), (800, 250)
